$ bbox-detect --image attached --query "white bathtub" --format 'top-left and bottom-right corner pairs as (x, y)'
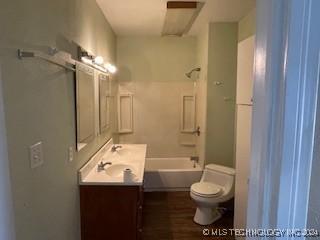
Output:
(144, 157), (203, 191)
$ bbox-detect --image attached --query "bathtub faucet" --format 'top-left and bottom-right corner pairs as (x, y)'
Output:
(191, 156), (199, 168)
(111, 145), (122, 152)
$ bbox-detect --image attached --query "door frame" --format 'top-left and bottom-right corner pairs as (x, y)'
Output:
(247, 0), (320, 237)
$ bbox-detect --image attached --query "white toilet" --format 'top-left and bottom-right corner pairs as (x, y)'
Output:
(190, 164), (235, 225)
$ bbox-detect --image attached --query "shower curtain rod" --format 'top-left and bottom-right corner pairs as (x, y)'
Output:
(17, 49), (76, 72)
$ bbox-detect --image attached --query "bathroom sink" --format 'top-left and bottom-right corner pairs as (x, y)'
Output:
(105, 164), (134, 178)
(79, 140), (147, 185)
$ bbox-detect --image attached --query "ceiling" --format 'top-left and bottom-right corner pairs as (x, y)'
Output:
(96, 0), (256, 36)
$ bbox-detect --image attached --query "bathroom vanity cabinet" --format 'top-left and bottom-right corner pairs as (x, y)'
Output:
(80, 185), (144, 240)
(78, 141), (147, 240)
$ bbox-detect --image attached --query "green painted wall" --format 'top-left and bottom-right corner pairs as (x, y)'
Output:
(238, 8), (256, 42)
(195, 24), (209, 167)
(205, 23), (238, 167)
(0, 1), (116, 240)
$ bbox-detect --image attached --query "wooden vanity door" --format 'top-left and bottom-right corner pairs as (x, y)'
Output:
(136, 186), (144, 240)
(80, 185), (140, 240)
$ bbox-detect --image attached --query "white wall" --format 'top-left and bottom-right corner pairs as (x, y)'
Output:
(0, 67), (15, 240)
(117, 37), (197, 157)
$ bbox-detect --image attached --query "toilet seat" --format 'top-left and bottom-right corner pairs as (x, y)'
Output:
(191, 182), (222, 198)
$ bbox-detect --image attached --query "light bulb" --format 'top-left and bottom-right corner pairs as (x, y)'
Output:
(105, 63), (117, 74)
(81, 56), (93, 65)
(94, 56), (104, 65)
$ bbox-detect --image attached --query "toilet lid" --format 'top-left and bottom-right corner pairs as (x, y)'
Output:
(191, 182), (222, 197)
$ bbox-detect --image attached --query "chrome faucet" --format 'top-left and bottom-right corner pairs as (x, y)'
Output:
(97, 161), (112, 172)
(111, 145), (122, 152)
(191, 156), (199, 168)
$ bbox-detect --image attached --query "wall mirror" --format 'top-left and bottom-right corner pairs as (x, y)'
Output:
(75, 44), (116, 152)
(76, 62), (95, 151)
(99, 73), (111, 134)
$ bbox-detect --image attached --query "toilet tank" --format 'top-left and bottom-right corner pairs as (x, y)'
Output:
(201, 164), (235, 188)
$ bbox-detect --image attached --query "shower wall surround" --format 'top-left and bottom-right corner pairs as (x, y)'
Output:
(116, 37), (197, 158)
(0, 1), (117, 240)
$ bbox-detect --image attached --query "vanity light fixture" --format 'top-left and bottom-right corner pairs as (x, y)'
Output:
(94, 56), (104, 65)
(96, 65), (108, 73)
(79, 48), (116, 74)
(81, 56), (93, 65)
(105, 63), (117, 74)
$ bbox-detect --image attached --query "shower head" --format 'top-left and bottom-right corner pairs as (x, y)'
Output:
(186, 67), (201, 78)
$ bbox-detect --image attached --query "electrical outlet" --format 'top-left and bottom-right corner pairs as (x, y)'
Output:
(29, 142), (43, 169)
(68, 147), (74, 162)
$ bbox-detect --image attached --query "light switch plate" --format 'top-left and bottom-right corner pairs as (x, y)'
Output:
(29, 142), (43, 169)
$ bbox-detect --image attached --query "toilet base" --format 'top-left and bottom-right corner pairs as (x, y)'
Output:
(193, 206), (222, 225)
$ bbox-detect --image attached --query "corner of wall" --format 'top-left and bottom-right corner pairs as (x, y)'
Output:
(238, 8), (256, 42)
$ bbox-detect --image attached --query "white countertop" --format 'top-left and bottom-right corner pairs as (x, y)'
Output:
(79, 139), (147, 186)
